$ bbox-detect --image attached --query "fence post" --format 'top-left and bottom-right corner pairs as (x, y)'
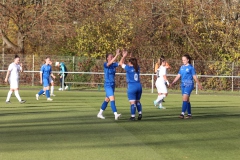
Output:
(232, 62), (234, 92)
(193, 60), (198, 94)
(152, 59), (155, 93)
(32, 54), (35, 86)
(73, 56), (75, 72)
(151, 74), (154, 93)
(2, 41), (5, 70)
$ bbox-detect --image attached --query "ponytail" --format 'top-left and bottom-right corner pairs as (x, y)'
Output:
(160, 57), (165, 65)
(129, 58), (139, 72)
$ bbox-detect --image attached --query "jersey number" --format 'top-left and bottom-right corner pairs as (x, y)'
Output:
(134, 73), (138, 81)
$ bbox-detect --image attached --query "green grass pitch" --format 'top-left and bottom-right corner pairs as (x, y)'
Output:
(0, 89), (239, 160)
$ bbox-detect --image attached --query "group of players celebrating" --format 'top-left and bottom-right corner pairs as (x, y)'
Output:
(97, 49), (202, 121)
(4, 51), (202, 121)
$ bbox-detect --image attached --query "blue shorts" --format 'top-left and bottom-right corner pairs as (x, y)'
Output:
(127, 83), (142, 101)
(43, 78), (50, 87)
(181, 85), (194, 96)
(104, 83), (115, 97)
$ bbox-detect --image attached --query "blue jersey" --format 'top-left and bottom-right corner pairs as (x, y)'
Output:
(104, 62), (119, 83)
(40, 64), (52, 79)
(123, 64), (140, 83)
(178, 64), (196, 87)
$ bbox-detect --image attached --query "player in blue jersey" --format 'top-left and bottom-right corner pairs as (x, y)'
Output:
(119, 50), (143, 121)
(97, 49), (121, 120)
(55, 61), (68, 90)
(36, 57), (56, 101)
(171, 54), (202, 119)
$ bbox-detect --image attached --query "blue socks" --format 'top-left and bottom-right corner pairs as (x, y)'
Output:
(182, 101), (188, 113)
(110, 101), (117, 112)
(46, 90), (50, 98)
(131, 104), (136, 115)
(136, 102), (142, 113)
(101, 101), (109, 110)
(38, 89), (44, 95)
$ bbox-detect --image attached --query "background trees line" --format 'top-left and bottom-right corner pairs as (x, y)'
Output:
(0, 0), (239, 62)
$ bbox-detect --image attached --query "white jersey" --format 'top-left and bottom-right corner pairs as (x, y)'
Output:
(155, 65), (167, 93)
(156, 66), (167, 82)
(8, 63), (21, 89)
(8, 63), (21, 81)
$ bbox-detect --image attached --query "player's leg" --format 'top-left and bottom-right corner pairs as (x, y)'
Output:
(59, 77), (63, 90)
(135, 83), (143, 120)
(14, 89), (26, 103)
(64, 74), (68, 90)
(128, 84), (137, 120)
(186, 98), (192, 119)
(129, 101), (136, 121)
(154, 80), (160, 106)
(179, 86), (192, 119)
(108, 84), (121, 120)
(97, 84), (110, 119)
(10, 80), (26, 103)
(6, 80), (14, 103)
(6, 89), (13, 103)
(97, 96), (109, 119)
(185, 86), (193, 119)
(154, 82), (167, 107)
(50, 81), (55, 96)
(43, 78), (51, 100)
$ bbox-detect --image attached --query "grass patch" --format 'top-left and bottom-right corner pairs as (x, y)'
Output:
(0, 89), (239, 160)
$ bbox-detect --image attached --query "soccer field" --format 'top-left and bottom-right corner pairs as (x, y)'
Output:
(0, 89), (239, 160)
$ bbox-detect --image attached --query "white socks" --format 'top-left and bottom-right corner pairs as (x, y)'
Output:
(98, 109), (104, 115)
(6, 91), (13, 101)
(51, 86), (54, 95)
(155, 95), (166, 103)
(14, 90), (22, 101)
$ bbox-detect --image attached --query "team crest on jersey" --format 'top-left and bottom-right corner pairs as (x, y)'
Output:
(186, 68), (189, 72)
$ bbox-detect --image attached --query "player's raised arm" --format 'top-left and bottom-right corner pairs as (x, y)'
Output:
(119, 50), (128, 66)
(107, 49), (121, 67)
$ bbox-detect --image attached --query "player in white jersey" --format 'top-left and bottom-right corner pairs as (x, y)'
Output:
(154, 56), (171, 103)
(153, 57), (169, 109)
(4, 55), (26, 104)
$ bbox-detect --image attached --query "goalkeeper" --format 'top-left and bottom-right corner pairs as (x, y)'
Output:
(55, 61), (68, 90)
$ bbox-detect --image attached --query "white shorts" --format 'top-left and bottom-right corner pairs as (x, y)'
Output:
(155, 79), (167, 94)
(9, 79), (19, 89)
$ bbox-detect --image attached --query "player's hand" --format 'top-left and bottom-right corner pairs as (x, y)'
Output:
(20, 63), (22, 67)
(116, 49), (121, 56)
(4, 78), (7, 83)
(40, 80), (42, 84)
(52, 75), (56, 79)
(165, 80), (170, 86)
(60, 76), (62, 78)
(198, 83), (203, 90)
(122, 50), (127, 57)
(169, 82), (175, 88)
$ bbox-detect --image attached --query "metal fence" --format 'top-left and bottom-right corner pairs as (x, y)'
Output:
(1, 54), (240, 92)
